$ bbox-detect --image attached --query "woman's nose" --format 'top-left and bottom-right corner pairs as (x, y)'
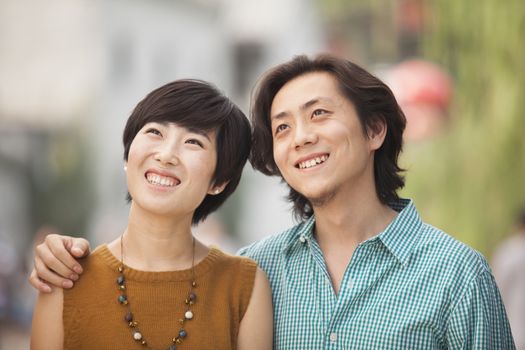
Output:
(153, 140), (179, 166)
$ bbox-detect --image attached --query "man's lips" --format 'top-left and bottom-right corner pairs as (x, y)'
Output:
(295, 153), (330, 169)
(145, 169), (181, 187)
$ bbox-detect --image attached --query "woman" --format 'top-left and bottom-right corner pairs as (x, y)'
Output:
(31, 80), (273, 350)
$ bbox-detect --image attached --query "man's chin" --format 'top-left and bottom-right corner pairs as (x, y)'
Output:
(305, 190), (336, 208)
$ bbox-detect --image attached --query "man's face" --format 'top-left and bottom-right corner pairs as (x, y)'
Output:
(270, 71), (384, 207)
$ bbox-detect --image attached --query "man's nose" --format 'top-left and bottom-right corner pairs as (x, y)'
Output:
(293, 121), (318, 149)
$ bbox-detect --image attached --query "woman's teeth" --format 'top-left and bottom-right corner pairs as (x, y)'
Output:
(146, 173), (178, 187)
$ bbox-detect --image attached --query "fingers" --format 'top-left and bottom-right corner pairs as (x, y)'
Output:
(35, 236), (79, 278)
(33, 253), (74, 289)
(28, 268), (52, 293)
(30, 233), (91, 292)
(45, 234), (86, 274)
(67, 237), (91, 258)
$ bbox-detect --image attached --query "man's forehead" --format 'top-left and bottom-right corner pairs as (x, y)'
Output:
(273, 72), (340, 102)
(270, 96), (339, 121)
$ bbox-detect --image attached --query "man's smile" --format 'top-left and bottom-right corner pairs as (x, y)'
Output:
(295, 154), (329, 169)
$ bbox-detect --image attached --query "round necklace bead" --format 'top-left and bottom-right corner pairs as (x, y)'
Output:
(118, 234), (196, 348)
(117, 275), (125, 285)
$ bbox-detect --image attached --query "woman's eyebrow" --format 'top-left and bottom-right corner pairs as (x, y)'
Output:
(186, 127), (212, 142)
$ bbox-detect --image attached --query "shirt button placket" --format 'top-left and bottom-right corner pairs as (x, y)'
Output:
(329, 332), (337, 343)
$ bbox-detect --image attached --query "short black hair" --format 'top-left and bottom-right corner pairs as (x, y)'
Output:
(250, 54), (406, 220)
(123, 79), (251, 224)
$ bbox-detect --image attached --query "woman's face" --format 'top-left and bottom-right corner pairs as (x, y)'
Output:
(126, 121), (219, 218)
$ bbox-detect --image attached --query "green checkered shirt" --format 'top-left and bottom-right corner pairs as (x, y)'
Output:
(239, 199), (515, 349)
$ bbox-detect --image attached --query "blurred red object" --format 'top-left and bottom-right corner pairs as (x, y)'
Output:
(384, 59), (453, 141)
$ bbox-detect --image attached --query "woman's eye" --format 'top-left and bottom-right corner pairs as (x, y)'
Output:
(312, 109), (327, 117)
(186, 139), (204, 147)
(275, 124), (289, 135)
(146, 128), (162, 136)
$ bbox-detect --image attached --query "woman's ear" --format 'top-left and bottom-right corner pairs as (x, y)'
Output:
(207, 181), (229, 196)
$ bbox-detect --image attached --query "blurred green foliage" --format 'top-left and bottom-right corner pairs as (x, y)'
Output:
(406, 0), (525, 256)
(317, 0), (525, 256)
(31, 127), (95, 237)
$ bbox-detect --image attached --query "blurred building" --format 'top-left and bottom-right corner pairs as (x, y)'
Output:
(0, 0), (324, 274)
(0, 1), (323, 345)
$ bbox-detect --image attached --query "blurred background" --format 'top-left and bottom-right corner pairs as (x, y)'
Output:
(1, 0), (524, 348)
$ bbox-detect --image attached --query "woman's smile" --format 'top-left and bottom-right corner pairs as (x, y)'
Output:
(145, 171), (181, 188)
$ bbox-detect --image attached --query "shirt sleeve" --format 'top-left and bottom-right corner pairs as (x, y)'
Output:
(446, 269), (516, 349)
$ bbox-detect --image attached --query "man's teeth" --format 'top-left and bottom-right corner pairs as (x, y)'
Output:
(298, 155), (328, 169)
(146, 173), (177, 187)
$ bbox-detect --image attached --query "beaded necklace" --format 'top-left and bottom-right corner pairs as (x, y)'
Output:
(116, 234), (197, 350)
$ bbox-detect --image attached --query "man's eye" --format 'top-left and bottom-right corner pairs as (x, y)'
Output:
(146, 128), (162, 136)
(275, 124), (289, 134)
(186, 139), (204, 147)
(312, 109), (327, 117)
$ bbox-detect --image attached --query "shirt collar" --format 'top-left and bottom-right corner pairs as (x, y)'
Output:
(282, 214), (316, 254)
(376, 198), (423, 266)
(282, 198), (423, 266)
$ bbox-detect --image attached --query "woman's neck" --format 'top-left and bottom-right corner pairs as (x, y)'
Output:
(107, 204), (208, 271)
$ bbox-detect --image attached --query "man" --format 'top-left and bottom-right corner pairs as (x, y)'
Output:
(30, 54), (515, 348)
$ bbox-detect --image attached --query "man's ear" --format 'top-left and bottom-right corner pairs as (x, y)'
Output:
(367, 118), (387, 151)
(207, 181), (229, 196)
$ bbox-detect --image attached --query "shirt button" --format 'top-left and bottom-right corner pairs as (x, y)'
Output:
(299, 234), (307, 243)
(329, 332), (337, 342)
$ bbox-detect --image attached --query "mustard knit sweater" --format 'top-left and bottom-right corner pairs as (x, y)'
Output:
(63, 245), (257, 350)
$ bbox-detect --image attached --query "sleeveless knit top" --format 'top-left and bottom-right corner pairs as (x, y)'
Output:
(63, 245), (257, 350)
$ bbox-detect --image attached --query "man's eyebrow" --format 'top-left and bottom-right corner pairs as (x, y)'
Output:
(271, 97), (332, 121)
(270, 111), (288, 121)
(300, 98), (321, 111)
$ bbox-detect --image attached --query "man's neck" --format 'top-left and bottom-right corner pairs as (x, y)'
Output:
(311, 191), (398, 295)
(313, 191), (397, 247)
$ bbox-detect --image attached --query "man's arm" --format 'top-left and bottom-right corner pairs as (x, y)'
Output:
(29, 234), (91, 293)
(446, 270), (515, 349)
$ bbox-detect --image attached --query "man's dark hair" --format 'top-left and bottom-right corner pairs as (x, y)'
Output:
(123, 79), (251, 224)
(250, 54), (406, 220)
